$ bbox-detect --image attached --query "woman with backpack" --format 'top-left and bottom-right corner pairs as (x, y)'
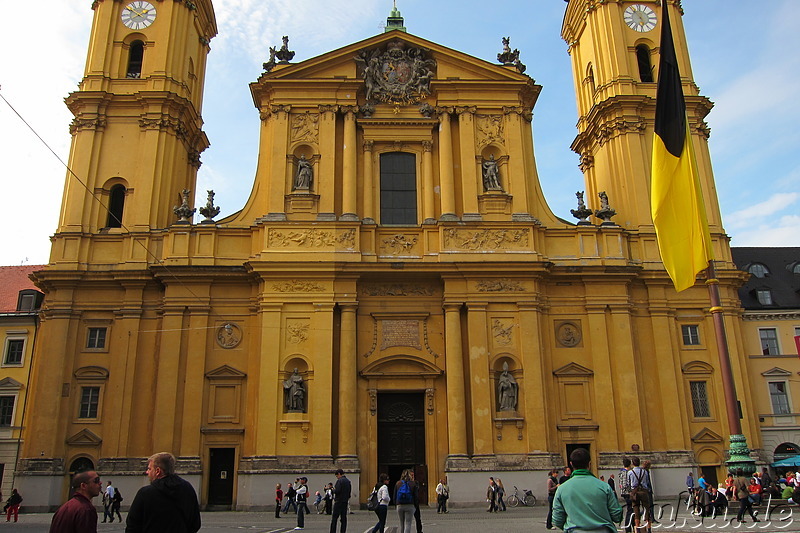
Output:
(370, 473), (391, 533)
(394, 469), (417, 533)
(111, 487), (123, 522)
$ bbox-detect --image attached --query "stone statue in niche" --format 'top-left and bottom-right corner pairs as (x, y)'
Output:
(497, 361), (518, 411)
(482, 154), (502, 191)
(283, 368), (306, 413)
(294, 155), (313, 190)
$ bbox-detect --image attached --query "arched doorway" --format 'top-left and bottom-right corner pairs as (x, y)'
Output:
(69, 457), (95, 474)
(377, 392), (427, 504)
(774, 442), (800, 462)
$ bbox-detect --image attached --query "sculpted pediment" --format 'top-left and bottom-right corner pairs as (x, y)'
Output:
(553, 362), (593, 377)
(66, 429), (102, 447)
(691, 427), (723, 444)
(254, 31), (537, 92)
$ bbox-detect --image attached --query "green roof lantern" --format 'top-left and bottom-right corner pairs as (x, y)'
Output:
(385, 1), (407, 33)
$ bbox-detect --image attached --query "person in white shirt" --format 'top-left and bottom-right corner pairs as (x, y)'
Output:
(370, 473), (391, 533)
(294, 476), (308, 530)
(102, 481), (115, 523)
(435, 479), (449, 514)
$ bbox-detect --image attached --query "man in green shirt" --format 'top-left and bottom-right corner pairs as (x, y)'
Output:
(552, 448), (622, 533)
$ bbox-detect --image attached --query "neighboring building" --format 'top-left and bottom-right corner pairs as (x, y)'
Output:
(732, 248), (800, 465)
(0, 265), (44, 496)
(18, 1), (760, 509)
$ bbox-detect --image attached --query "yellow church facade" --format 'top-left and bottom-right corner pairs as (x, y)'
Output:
(19, 0), (760, 509)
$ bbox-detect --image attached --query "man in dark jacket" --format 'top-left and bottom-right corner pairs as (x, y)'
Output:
(329, 468), (351, 533)
(125, 452), (201, 533)
(49, 470), (102, 533)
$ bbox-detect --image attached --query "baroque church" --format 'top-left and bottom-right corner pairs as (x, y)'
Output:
(18, 0), (760, 509)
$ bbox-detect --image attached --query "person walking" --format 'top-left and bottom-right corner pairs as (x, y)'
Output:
(619, 458), (633, 533)
(102, 481), (115, 523)
(552, 448), (622, 533)
(628, 457), (651, 533)
(49, 471), (102, 533)
(435, 479), (449, 514)
(370, 473), (391, 533)
(5, 488), (22, 523)
(486, 477), (497, 512)
(275, 484), (283, 519)
(546, 469), (559, 529)
(329, 469), (351, 533)
(608, 474), (616, 497)
(496, 478), (506, 511)
(111, 487), (123, 522)
(125, 451), (201, 533)
(734, 470), (759, 523)
(394, 469), (417, 533)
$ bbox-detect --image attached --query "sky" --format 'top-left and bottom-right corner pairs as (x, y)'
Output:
(1, 1), (798, 266)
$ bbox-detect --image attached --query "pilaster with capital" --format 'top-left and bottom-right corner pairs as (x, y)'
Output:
(341, 107), (358, 221)
(466, 301), (494, 455)
(362, 140), (375, 223)
(437, 109), (457, 220)
(456, 106), (480, 217)
(443, 302), (468, 456)
(337, 303), (359, 459)
(317, 105), (339, 217)
(266, 105), (291, 218)
(422, 140), (435, 223)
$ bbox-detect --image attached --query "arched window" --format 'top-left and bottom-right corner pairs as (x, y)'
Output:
(127, 40), (144, 78)
(586, 64), (596, 96)
(69, 457), (95, 474)
(380, 152), (417, 225)
(106, 184), (126, 228)
(748, 263), (769, 278)
(636, 44), (653, 82)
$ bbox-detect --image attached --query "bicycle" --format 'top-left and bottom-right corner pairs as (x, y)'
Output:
(507, 486), (536, 507)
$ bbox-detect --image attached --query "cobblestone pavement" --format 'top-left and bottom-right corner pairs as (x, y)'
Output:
(7, 501), (797, 532)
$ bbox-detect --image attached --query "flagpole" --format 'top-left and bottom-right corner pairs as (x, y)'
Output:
(705, 260), (755, 474)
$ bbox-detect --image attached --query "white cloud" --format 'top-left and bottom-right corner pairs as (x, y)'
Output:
(730, 215), (800, 247)
(725, 192), (800, 229)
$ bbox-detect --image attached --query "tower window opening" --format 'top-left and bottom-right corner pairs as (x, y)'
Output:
(127, 40), (144, 78)
(636, 44), (654, 82)
(106, 184), (126, 228)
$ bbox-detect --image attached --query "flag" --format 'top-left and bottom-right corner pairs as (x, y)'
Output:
(650, 4), (713, 292)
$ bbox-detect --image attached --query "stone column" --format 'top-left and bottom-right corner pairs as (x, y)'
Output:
(456, 106), (479, 219)
(437, 109), (458, 221)
(443, 303), (467, 456)
(317, 105), (338, 220)
(422, 140), (435, 223)
(266, 105), (291, 220)
(362, 140), (375, 223)
(337, 303), (358, 459)
(341, 108), (359, 221)
(153, 306), (185, 452)
(466, 302), (493, 455)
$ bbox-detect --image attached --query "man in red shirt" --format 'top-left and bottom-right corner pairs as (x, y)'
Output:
(49, 470), (102, 533)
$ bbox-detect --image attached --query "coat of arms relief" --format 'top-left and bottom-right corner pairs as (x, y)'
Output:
(355, 40), (437, 106)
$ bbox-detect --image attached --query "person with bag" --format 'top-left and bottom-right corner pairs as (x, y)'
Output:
(486, 477), (497, 513)
(546, 469), (559, 529)
(111, 487), (123, 522)
(734, 470), (759, 523)
(435, 479), (449, 514)
(394, 469), (417, 533)
(369, 473), (390, 533)
(627, 457), (651, 533)
(5, 488), (22, 523)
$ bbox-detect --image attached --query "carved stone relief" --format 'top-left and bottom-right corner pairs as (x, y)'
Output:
(354, 40), (437, 105)
(443, 228), (529, 251)
(359, 284), (435, 297)
(556, 321), (582, 347)
(476, 114), (504, 149)
(268, 228), (356, 249)
(380, 234), (418, 255)
(380, 320), (421, 350)
(290, 111), (319, 144)
(492, 319), (515, 347)
(272, 280), (325, 292)
(476, 279), (524, 292)
(216, 323), (242, 349)
(286, 322), (309, 345)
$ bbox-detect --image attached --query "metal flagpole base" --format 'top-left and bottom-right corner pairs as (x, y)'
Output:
(725, 434), (756, 476)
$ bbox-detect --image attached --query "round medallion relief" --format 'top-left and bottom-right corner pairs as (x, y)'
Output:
(216, 323), (242, 349)
(556, 322), (581, 348)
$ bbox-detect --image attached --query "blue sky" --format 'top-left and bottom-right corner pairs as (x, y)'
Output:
(1, 1), (798, 266)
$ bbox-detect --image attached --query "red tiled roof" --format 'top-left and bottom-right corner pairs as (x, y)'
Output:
(0, 265), (45, 313)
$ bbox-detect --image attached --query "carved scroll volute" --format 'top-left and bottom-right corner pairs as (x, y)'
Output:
(369, 389), (377, 416)
(426, 388), (434, 415)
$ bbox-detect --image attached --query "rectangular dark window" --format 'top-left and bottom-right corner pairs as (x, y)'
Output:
(0, 396), (15, 426)
(689, 381), (711, 418)
(759, 328), (779, 356)
(769, 382), (791, 415)
(380, 152), (417, 225)
(4, 339), (24, 365)
(79, 387), (100, 419)
(87, 327), (107, 349)
(681, 325), (700, 346)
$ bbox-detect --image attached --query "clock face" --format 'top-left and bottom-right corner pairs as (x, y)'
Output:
(121, 1), (157, 30)
(624, 4), (657, 33)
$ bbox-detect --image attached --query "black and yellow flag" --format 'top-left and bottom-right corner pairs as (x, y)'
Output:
(651, 4), (713, 292)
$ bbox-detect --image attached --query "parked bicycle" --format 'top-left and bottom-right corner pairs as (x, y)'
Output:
(507, 486), (536, 507)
